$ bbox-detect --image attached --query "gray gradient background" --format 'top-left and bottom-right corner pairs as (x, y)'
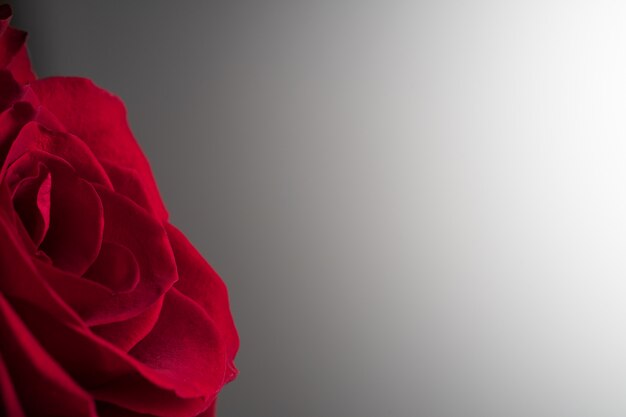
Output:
(11, 1), (626, 416)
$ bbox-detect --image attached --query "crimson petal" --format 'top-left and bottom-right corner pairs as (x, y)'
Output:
(167, 223), (239, 383)
(85, 241), (140, 294)
(0, 5), (35, 84)
(0, 354), (25, 417)
(10, 162), (51, 246)
(30, 77), (167, 219)
(0, 293), (97, 417)
(39, 186), (176, 326)
(91, 297), (164, 353)
(5, 121), (113, 188)
(0, 101), (36, 164)
(40, 160), (104, 275)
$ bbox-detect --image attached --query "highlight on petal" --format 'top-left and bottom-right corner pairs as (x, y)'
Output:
(129, 289), (227, 393)
(167, 223), (240, 383)
(0, 354), (25, 417)
(91, 297), (164, 353)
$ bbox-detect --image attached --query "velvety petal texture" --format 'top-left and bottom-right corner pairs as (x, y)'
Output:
(0, 5), (35, 84)
(0, 6), (238, 417)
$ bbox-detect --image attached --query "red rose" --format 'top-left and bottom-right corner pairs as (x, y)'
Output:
(0, 6), (239, 417)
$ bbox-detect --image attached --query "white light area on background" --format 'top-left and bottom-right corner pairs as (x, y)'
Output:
(256, 2), (626, 415)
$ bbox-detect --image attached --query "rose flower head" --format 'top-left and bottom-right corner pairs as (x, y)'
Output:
(0, 5), (239, 417)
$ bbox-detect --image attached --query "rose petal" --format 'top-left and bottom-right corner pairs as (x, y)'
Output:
(129, 289), (226, 390)
(0, 243), (207, 417)
(40, 186), (177, 326)
(197, 401), (217, 417)
(166, 223), (239, 383)
(101, 160), (159, 216)
(96, 402), (154, 417)
(0, 27), (25, 67)
(0, 4), (13, 37)
(0, 180), (214, 417)
(0, 293), (97, 417)
(6, 45), (36, 84)
(0, 70), (23, 113)
(0, 353), (26, 417)
(35, 170), (51, 238)
(0, 202), (84, 323)
(0, 101), (35, 164)
(4, 150), (105, 274)
(94, 400), (216, 417)
(5, 121), (113, 188)
(0, 5), (35, 84)
(30, 77), (167, 219)
(11, 163), (51, 246)
(91, 296), (164, 353)
(85, 241), (140, 294)
(8, 296), (213, 417)
(38, 157), (104, 275)
(95, 289), (226, 416)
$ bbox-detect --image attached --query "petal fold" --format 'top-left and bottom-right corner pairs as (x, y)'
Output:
(30, 77), (167, 219)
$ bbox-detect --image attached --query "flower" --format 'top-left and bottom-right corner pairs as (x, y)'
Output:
(0, 5), (239, 417)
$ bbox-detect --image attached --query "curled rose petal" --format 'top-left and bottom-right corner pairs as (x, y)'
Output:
(5, 121), (114, 188)
(167, 224), (240, 383)
(0, 196), (83, 322)
(5, 151), (104, 275)
(8, 152), (105, 275)
(129, 289), (227, 394)
(100, 160), (161, 216)
(91, 296), (164, 353)
(30, 77), (168, 220)
(39, 186), (177, 326)
(0, 101), (36, 163)
(94, 289), (227, 416)
(0, 6), (35, 84)
(42, 173), (103, 275)
(10, 162), (51, 246)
